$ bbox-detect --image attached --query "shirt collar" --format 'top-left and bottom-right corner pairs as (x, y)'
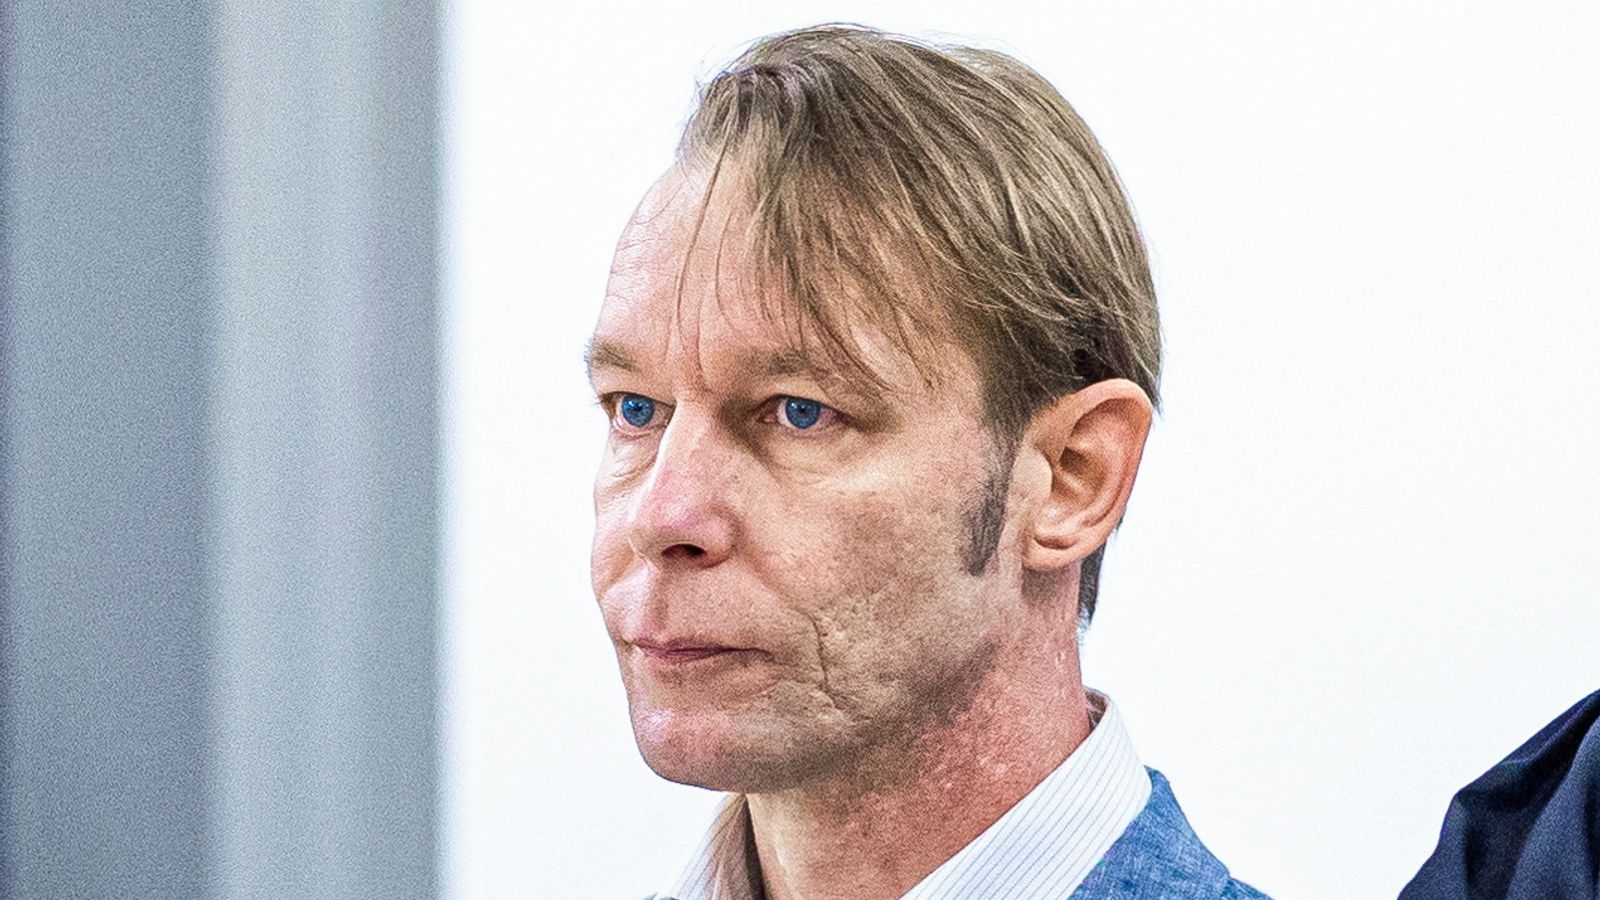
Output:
(656, 690), (1152, 900)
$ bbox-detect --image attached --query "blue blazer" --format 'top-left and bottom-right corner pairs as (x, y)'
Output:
(1401, 687), (1600, 899)
(1072, 769), (1269, 899)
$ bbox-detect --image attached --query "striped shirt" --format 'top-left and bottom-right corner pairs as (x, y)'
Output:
(655, 690), (1152, 900)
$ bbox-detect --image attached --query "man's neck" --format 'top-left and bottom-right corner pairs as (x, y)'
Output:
(745, 636), (1091, 900)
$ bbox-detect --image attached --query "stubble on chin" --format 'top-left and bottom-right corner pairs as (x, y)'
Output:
(631, 699), (864, 794)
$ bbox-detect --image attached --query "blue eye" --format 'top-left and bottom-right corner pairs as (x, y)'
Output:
(619, 394), (655, 428)
(782, 397), (823, 429)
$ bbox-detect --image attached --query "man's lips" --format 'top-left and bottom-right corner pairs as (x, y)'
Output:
(634, 638), (733, 657)
(638, 646), (733, 662)
(629, 637), (764, 665)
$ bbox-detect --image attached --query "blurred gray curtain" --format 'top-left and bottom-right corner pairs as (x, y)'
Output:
(0, 2), (439, 898)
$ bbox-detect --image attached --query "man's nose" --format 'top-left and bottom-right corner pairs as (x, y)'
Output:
(624, 410), (737, 568)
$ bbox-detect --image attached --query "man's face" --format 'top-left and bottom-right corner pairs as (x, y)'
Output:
(588, 166), (1030, 793)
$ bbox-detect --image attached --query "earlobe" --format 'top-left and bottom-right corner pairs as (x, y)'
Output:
(1020, 379), (1153, 572)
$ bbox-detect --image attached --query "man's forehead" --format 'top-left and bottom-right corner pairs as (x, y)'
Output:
(589, 280), (966, 407)
(593, 164), (973, 400)
(599, 175), (855, 380)
(609, 164), (721, 267)
(601, 166), (736, 319)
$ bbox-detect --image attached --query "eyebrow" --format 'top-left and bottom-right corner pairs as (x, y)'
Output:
(583, 337), (878, 401)
(583, 337), (638, 377)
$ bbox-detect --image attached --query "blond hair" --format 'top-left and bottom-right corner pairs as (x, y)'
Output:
(675, 24), (1160, 624)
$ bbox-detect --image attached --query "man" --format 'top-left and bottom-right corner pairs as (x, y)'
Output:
(586, 24), (1268, 899)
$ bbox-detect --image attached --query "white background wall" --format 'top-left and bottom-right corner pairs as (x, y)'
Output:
(439, 3), (1600, 897)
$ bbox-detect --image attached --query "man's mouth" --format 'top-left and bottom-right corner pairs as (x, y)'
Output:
(633, 637), (734, 659)
(629, 636), (764, 667)
(639, 646), (732, 663)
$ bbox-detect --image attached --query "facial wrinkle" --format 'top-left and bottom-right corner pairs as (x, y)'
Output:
(809, 616), (836, 704)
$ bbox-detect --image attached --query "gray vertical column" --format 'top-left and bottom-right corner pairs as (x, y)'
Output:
(0, 1), (439, 898)
(208, 1), (439, 897)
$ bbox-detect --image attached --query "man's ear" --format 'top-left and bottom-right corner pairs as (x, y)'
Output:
(1018, 379), (1153, 572)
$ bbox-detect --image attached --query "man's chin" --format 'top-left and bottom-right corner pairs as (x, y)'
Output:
(630, 707), (827, 793)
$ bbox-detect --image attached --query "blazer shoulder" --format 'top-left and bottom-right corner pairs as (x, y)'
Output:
(1072, 768), (1272, 899)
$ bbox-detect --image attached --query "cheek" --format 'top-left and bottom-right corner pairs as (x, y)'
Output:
(815, 442), (985, 598)
(589, 481), (637, 599)
(777, 467), (991, 686)
(774, 482), (932, 595)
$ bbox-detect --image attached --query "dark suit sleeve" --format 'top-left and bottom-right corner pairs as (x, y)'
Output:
(1400, 688), (1600, 900)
